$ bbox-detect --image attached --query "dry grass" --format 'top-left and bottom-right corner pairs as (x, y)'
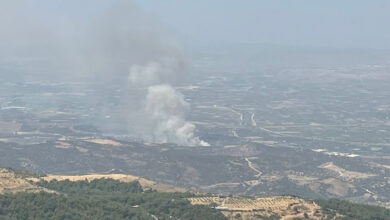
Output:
(189, 196), (329, 220)
(0, 168), (50, 193)
(27, 174), (187, 193)
(1, 168), (187, 194)
(1, 168), (343, 219)
(319, 162), (376, 180)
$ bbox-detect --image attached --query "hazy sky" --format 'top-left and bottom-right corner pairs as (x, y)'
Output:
(2, 0), (390, 51)
(133, 0), (390, 49)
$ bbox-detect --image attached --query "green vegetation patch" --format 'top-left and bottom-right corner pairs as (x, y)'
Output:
(0, 179), (227, 220)
(316, 199), (390, 220)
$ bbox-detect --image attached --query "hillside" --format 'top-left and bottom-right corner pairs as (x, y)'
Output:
(2, 135), (389, 208)
(0, 168), (50, 194)
(1, 168), (186, 194)
(1, 168), (390, 220)
(189, 196), (330, 220)
(28, 173), (187, 193)
(0, 168), (225, 220)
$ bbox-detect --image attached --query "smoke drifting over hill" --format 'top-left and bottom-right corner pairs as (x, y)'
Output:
(0, 0), (208, 146)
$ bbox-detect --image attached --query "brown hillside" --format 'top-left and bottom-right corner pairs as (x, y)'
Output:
(27, 173), (187, 193)
(0, 168), (49, 193)
(1, 168), (343, 219)
(189, 196), (338, 220)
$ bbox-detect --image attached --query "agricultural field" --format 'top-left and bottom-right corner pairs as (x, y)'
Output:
(2, 168), (390, 220)
(189, 196), (328, 220)
(1, 48), (390, 209)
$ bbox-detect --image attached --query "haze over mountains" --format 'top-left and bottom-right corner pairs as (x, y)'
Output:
(1, 1), (390, 219)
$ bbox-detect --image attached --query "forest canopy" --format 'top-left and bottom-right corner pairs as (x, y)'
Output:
(0, 178), (227, 220)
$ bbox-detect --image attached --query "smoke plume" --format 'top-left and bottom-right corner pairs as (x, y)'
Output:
(0, 0), (208, 146)
(129, 63), (209, 146)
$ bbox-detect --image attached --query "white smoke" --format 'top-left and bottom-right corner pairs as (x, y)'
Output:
(129, 62), (162, 87)
(128, 63), (209, 146)
(0, 0), (209, 146)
